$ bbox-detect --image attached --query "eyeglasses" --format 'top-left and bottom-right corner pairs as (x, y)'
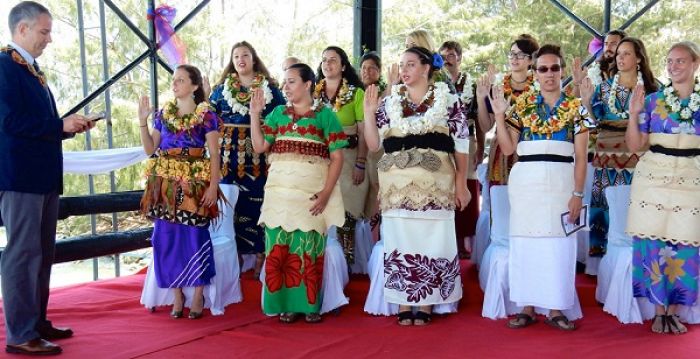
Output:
(508, 52), (531, 60)
(535, 64), (562, 73)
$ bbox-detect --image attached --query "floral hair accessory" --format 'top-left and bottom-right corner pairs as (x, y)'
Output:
(432, 53), (444, 69)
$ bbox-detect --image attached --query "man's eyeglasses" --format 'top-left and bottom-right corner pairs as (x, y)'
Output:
(508, 52), (531, 60)
(535, 64), (562, 73)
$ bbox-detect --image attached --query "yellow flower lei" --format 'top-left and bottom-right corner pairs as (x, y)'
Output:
(1, 46), (46, 86)
(514, 90), (581, 139)
(224, 73), (265, 105)
(161, 100), (211, 133)
(144, 156), (212, 183)
(313, 78), (355, 112)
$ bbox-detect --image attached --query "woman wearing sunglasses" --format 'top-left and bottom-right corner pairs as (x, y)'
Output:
(490, 44), (594, 331)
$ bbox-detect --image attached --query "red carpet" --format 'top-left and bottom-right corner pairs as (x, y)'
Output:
(2, 261), (699, 358)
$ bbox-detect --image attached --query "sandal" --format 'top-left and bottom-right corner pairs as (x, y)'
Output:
(413, 311), (432, 326)
(305, 313), (322, 324)
(665, 314), (688, 335)
(397, 311), (413, 326)
(279, 312), (300, 324)
(507, 313), (537, 329)
(651, 315), (668, 334)
(545, 315), (576, 331)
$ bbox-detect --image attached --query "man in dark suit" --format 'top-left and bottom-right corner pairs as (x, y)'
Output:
(0, 1), (92, 355)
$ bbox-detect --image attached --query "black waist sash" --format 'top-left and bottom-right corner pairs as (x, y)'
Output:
(518, 154), (574, 163)
(383, 132), (455, 153)
(649, 144), (700, 157)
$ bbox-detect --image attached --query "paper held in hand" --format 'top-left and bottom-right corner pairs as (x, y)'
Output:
(561, 205), (588, 237)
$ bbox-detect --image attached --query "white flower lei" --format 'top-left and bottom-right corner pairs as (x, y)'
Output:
(607, 72), (643, 120)
(385, 82), (455, 135)
(587, 61), (603, 86)
(457, 72), (474, 104)
(663, 77), (700, 122)
(222, 76), (273, 116)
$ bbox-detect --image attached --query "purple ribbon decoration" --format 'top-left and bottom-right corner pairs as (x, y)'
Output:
(147, 4), (188, 68)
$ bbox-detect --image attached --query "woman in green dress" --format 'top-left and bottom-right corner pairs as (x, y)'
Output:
(250, 63), (348, 323)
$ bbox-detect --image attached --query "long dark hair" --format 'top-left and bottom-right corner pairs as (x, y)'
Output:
(288, 63), (316, 95)
(215, 41), (278, 87)
(511, 34), (539, 58)
(316, 46), (364, 89)
(404, 46), (440, 80)
(177, 64), (206, 105)
(611, 37), (658, 94)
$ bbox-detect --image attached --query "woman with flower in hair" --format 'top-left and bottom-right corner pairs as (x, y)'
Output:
(139, 64), (223, 319)
(208, 41), (286, 278)
(626, 41), (700, 335)
(579, 37), (657, 261)
(491, 44), (594, 331)
(250, 63), (347, 324)
(364, 46), (470, 326)
(315, 46), (367, 268)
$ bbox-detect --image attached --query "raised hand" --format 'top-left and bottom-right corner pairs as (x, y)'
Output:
(476, 73), (491, 99)
(488, 84), (509, 115)
(628, 83), (646, 115)
(249, 88), (265, 117)
(572, 57), (586, 86)
(579, 77), (595, 106)
(364, 84), (379, 115)
(486, 64), (497, 83)
(387, 63), (399, 85)
(138, 96), (152, 123)
(202, 76), (212, 98)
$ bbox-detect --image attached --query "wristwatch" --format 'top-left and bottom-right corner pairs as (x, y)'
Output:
(572, 191), (584, 198)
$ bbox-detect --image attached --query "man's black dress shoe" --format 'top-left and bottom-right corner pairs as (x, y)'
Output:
(38, 326), (73, 340)
(6, 338), (62, 355)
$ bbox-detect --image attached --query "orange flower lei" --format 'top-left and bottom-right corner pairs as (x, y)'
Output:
(503, 72), (533, 102)
(514, 90), (581, 139)
(1, 46), (46, 87)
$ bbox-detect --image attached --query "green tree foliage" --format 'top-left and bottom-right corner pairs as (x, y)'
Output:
(1, 0), (698, 236)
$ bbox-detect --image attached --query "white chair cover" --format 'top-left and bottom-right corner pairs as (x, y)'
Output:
(140, 184), (243, 315)
(349, 219), (373, 274)
(472, 163), (490, 269)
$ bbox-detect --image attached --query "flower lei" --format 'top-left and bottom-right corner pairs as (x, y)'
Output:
(514, 90), (581, 139)
(313, 78), (356, 112)
(606, 72), (643, 120)
(661, 77), (700, 128)
(376, 77), (388, 95)
(385, 82), (454, 135)
(455, 72), (474, 104)
(587, 61), (603, 87)
(503, 72), (534, 100)
(1, 46), (47, 87)
(222, 73), (273, 116)
(283, 99), (323, 130)
(161, 100), (210, 133)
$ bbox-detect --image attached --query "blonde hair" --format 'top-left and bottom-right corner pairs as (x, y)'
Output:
(669, 41), (700, 62)
(407, 29), (435, 52)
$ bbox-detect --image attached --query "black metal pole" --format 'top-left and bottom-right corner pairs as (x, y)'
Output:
(619, 0), (661, 31)
(547, 0), (602, 37)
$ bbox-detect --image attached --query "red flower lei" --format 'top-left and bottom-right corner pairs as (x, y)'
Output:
(399, 85), (435, 117)
(503, 72), (534, 100)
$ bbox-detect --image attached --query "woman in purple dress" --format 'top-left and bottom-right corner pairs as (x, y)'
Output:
(626, 41), (700, 334)
(139, 64), (223, 319)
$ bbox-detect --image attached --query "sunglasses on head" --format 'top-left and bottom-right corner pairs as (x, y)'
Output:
(535, 64), (562, 73)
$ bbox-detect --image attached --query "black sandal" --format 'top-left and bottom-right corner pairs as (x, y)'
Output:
(413, 311), (432, 326)
(305, 313), (322, 324)
(665, 314), (688, 335)
(507, 313), (537, 329)
(651, 315), (667, 334)
(397, 311), (413, 326)
(545, 315), (576, 331)
(279, 312), (300, 324)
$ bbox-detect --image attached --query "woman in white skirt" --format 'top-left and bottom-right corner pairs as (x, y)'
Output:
(364, 46), (470, 326)
(491, 44), (594, 330)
